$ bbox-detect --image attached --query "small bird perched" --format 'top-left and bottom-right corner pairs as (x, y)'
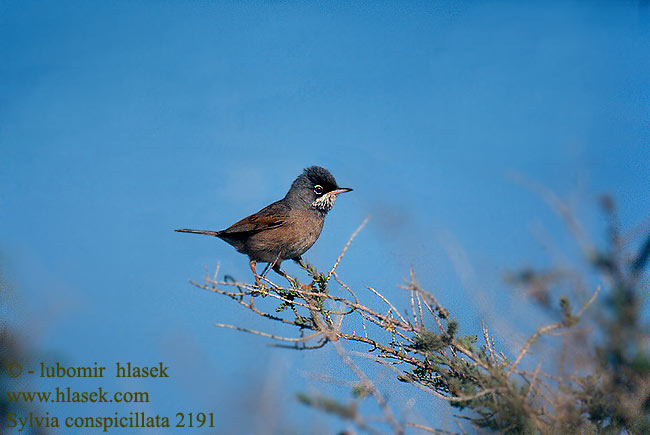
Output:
(176, 166), (352, 288)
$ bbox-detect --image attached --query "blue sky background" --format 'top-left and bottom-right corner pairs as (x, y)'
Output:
(2, 1), (649, 433)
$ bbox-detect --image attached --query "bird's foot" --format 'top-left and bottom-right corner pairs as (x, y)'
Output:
(251, 278), (268, 297)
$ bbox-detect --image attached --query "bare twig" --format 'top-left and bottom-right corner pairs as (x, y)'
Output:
(214, 323), (322, 342)
(331, 340), (404, 434)
(327, 216), (370, 282)
(406, 422), (459, 434)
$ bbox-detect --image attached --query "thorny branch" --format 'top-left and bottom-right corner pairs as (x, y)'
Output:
(188, 187), (647, 434)
(189, 219), (602, 434)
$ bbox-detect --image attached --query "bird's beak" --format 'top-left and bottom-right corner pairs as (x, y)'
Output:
(329, 187), (353, 195)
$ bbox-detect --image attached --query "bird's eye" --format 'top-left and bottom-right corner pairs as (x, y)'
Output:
(314, 185), (324, 195)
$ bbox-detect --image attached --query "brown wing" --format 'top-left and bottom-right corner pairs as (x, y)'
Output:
(218, 200), (289, 237)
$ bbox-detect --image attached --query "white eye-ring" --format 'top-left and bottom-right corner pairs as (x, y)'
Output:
(314, 185), (324, 195)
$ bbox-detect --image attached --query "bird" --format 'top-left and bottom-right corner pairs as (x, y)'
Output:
(175, 166), (352, 288)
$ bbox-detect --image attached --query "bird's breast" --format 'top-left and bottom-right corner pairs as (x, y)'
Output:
(283, 210), (325, 257)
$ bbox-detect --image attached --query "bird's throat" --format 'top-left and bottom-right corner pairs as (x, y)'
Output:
(312, 193), (337, 212)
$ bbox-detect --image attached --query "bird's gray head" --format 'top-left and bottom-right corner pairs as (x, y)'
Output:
(285, 166), (352, 212)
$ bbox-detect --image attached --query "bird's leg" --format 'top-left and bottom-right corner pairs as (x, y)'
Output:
(272, 263), (298, 287)
(249, 260), (265, 290)
(292, 256), (316, 290)
(260, 262), (272, 279)
(292, 256), (305, 268)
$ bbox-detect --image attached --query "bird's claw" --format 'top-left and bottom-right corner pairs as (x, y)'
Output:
(252, 281), (268, 297)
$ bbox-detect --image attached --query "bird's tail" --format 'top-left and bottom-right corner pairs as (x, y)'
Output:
(174, 229), (221, 237)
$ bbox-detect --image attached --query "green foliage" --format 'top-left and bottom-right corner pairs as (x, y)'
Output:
(411, 331), (445, 352)
(386, 198), (649, 433)
(295, 257), (334, 328)
(297, 257), (329, 293)
(275, 287), (300, 313)
(296, 392), (357, 420)
(456, 334), (478, 352)
(351, 383), (371, 399)
(446, 319), (458, 338)
(294, 315), (315, 329)
(559, 296), (578, 327)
